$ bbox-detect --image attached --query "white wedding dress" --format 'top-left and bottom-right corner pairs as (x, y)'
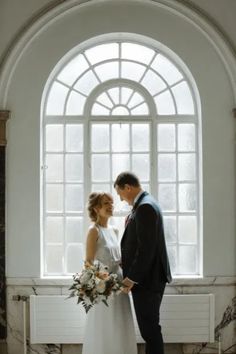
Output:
(82, 225), (137, 354)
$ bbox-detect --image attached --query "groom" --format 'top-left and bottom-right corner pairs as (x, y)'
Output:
(114, 172), (172, 354)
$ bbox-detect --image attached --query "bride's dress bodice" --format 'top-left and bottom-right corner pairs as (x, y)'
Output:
(95, 225), (122, 276)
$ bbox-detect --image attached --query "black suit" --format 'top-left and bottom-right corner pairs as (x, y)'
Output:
(121, 191), (172, 354)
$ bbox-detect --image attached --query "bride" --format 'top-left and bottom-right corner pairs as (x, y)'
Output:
(82, 192), (137, 354)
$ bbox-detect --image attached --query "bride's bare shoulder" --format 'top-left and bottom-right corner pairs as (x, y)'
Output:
(87, 225), (99, 239)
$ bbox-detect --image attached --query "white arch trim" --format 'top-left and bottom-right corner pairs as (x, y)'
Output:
(0, 0), (236, 107)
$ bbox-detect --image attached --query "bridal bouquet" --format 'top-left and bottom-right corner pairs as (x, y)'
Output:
(68, 261), (123, 313)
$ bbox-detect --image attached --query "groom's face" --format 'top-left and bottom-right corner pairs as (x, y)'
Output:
(115, 185), (132, 205)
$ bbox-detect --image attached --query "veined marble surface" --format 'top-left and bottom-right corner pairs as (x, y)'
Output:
(6, 282), (236, 354)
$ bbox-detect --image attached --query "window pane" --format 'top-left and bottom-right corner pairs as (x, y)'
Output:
(57, 54), (89, 86)
(178, 124), (195, 151)
(45, 154), (63, 182)
(112, 154), (130, 180)
(92, 184), (111, 193)
(154, 91), (175, 115)
(141, 70), (166, 95)
(65, 217), (83, 243)
(46, 82), (68, 115)
(66, 125), (83, 152)
(45, 245), (63, 274)
(132, 154), (150, 181)
(179, 216), (197, 244)
(121, 87), (133, 105)
(127, 92), (144, 108)
(113, 195), (131, 213)
(65, 184), (83, 212)
(157, 124), (176, 152)
(66, 91), (86, 115)
(158, 184), (176, 212)
(167, 245), (177, 274)
(121, 61), (146, 81)
(132, 124), (149, 152)
(74, 70), (99, 95)
(112, 124), (129, 152)
(66, 244), (84, 273)
(92, 124), (109, 152)
(172, 81), (194, 114)
(122, 43), (154, 64)
(96, 92), (113, 108)
(179, 184), (196, 211)
(151, 54), (183, 85)
(46, 125), (63, 152)
(45, 217), (63, 243)
(112, 106), (130, 115)
(92, 154), (110, 182)
(108, 87), (119, 104)
(178, 153), (196, 181)
(65, 155), (83, 182)
(95, 62), (119, 81)
(92, 103), (110, 115)
(46, 184), (63, 212)
(131, 103), (149, 115)
(158, 154), (176, 182)
(85, 43), (119, 64)
(110, 216), (125, 241)
(142, 184), (150, 193)
(179, 246), (197, 274)
(163, 216), (177, 243)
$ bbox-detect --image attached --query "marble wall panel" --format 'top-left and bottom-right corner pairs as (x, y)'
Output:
(5, 281), (236, 354)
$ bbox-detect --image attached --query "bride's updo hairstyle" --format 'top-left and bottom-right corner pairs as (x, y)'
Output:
(87, 192), (113, 222)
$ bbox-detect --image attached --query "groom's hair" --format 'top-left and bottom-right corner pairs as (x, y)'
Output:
(114, 172), (140, 189)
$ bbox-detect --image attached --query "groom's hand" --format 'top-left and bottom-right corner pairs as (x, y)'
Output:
(122, 277), (135, 293)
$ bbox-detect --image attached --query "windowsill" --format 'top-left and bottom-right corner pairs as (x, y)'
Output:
(6, 276), (236, 287)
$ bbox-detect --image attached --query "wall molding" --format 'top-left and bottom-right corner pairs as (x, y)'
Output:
(6, 276), (236, 287)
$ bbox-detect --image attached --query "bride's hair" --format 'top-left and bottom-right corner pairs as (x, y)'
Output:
(87, 192), (113, 222)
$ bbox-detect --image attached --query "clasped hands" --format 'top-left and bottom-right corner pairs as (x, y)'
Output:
(122, 277), (135, 294)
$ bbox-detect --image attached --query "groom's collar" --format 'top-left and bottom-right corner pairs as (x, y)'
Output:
(133, 190), (148, 210)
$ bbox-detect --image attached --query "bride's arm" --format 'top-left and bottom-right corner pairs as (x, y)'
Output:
(85, 226), (99, 265)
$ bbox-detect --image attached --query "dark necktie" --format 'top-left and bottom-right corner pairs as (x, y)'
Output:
(125, 213), (132, 227)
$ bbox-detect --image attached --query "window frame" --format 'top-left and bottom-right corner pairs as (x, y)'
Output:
(42, 38), (201, 277)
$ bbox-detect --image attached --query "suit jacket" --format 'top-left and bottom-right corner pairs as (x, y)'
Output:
(121, 191), (172, 292)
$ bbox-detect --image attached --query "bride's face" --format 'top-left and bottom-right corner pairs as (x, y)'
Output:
(96, 195), (114, 218)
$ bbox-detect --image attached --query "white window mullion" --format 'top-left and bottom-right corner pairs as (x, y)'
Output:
(109, 123), (112, 193)
(84, 118), (91, 233)
(151, 119), (157, 197)
(129, 122), (132, 171)
(42, 123), (47, 276)
(196, 123), (201, 275)
(175, 123), (180, 275)
(62, 122), (66, 275)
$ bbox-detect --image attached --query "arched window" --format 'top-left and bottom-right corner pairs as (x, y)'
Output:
(42, 39), (200, 277)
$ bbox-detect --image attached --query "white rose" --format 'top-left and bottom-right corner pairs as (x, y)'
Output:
(96, 280), (106, 293)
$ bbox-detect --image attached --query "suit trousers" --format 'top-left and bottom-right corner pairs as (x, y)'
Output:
(132, 283), (166, 354)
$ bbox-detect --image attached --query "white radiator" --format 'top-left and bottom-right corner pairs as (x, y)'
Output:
(30, 294), (215, 344)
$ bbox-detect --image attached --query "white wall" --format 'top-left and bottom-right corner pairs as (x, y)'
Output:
(1, 0), (235, 278)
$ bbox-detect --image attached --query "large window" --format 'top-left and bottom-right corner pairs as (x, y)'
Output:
(42, 39), (200, 277)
